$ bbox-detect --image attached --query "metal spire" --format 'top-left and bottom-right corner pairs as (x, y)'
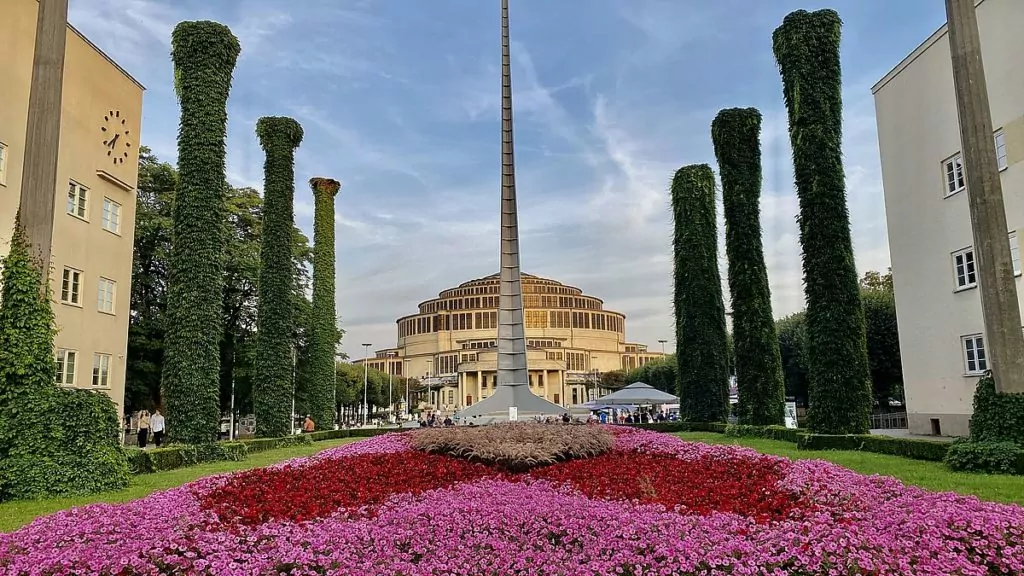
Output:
(457, 0), (565, 423)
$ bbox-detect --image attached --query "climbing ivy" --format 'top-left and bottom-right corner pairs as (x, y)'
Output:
(711, 108), (785, 426)
(254, 117), (304, 438)
(162, 21), (241, 445)
(773, 10), (872, 434)
(969, 373), (1024, 445)
(670, 165), (730, 423)
(307, 177), (341, 430)
(0, 223), (128, 500)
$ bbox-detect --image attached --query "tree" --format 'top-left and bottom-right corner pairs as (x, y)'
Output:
(670, 165), (730, 422)
(776, 312), (809, 406)
(600, 369), (627, 389)
(254, 116), (304, 438)
(860, 269), (903, 405)
(773, 9), (872, 434)
(162, 21), (241, 445)
(626, 356), (678, 396)
(307, 178), (341, 429)
(712, 108), (786, 425)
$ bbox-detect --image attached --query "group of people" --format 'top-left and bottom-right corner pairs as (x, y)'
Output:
(129, 409), (165, 448)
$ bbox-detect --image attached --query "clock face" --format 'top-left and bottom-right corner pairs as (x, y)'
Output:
(100, 109), (132, 166)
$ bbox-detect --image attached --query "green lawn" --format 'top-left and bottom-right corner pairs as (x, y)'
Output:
(0, 438), (359, 533)
(677, 432), (1024, 505)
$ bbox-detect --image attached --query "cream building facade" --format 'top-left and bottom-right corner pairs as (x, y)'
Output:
(356, 273), (666, 413)
(872, 0), (1023, 437)
(0, 0), (144, 418)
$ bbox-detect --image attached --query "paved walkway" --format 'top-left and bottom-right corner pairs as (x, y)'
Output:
(870, 428), (956, 442)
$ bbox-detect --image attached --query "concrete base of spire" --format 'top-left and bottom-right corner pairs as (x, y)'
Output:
(456, 383), (566, 424)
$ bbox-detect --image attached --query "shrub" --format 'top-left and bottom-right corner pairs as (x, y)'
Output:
(797, 433), (949, 462)
(163, 21), (241, 444)
(308, 429), (350, 441)
(773, 9), (872, 435)
(968, 374), (1024, 445)
(307, 178), (341, 432)
(254, 116), (304, 438)
(711, 108), (786, 426)
(670, 165), (730, 423)
(411, 423), (614, 472)
(724, 424), (803, 444)
(945, 440), (1024, 475)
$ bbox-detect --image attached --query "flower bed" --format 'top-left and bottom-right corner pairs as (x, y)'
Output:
(2, 427), (1023, 575)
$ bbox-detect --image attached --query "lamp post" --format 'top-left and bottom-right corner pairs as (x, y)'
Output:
(658, 339), (667, 354)
(403, 358), (410, 418)
(229, 349), (236, 441)
(361, 343), (372, 426)
(387, 351), (396, 424)
(290, 346), (297, 435)
(426, 358), (433, 414)
(590, 355), (599, 402)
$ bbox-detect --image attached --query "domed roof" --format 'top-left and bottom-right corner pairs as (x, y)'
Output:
(455, 272), (555, 288)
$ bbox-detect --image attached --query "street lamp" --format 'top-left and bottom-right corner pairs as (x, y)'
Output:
(658, 339), (667, 354)
(591, 355), (599, 402)
(426, 358), (433, 413)
(361, 343), (372, 426)
(290, 346), (298, 435)
(403, 358), (410, 418)
(387, 352), (396, 424)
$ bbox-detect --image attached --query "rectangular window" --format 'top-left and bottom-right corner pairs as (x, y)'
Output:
(1011, 232), (1021, 276)
(962, 335), (987, 375)
(943, 153), (966, 197)
(92, 353), (111, 387)
(952, 248), (977, 290)
(0, 142), (7, 185)
(55, 349), (77, 385)
(97, 277), (116, 313)
(66, 181), (88, 219)
(995, 129), (1007, 171)
(61, 267), (82, 305)
(101, 198), (122, 234)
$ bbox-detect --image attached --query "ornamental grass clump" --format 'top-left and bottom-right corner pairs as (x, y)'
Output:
(410, 422), (614, 471)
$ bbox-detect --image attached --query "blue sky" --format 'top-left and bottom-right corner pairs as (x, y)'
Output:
(70, 0), (947, 357)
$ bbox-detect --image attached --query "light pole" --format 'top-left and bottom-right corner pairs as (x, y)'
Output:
(590, 355), (599, 402)
(290, 346), (297, 435)
(229, 349), (236, 440)
(361, 343), (372, 426)
(403, 358), (410, 418)
(658, 339), (667, 354)
(387, 351), (396, 424)
(426, 358), (433, 414)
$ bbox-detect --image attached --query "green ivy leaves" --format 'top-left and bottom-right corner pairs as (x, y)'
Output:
(308, 178), (341, 430)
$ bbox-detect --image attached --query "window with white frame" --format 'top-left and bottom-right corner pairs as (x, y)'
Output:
(961, 335), (987, 375)
(995, 129), (1007, 171)
(943, 153), (966, 197)
(952, 248), (977, 290)
(0, 142), (8, 185)
(56, 349), (77, 385)
(1011, 232), (1021, 276)
(101, 198), (121, 234)
(61, 267), (82, 305)
(97, 277), (116, 313)
(66, 181), (88, 219)
(92, 353), (111, 387)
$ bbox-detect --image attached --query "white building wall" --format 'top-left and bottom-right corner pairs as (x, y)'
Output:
(872, 0), (1024, 437)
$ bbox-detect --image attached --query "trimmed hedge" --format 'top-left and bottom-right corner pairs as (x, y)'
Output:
(254, 116), (304, 438)
(725, 424), (801, 444)
(669, 165), (731, 423)
(944, 440), (1024, 475)
(163, 21), (241, 445)
(711, 108), (786, 426)
(796, 433), (949, 462)
(629, 422), (728, 434)
(308, 178), (341, 431)
(969, 374), (1024, 445)
(773, 9), (872, 435)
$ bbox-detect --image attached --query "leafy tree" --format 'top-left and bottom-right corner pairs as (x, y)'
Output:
(773, 9), (872, 434)
(860, 269), (902, 405)
(162, 21), (241, 444)
(712, 108), (786, 425)
(776, 312), (809, 406)
(307, 178), (341, 429)
(254, 116), (304, 438)
(625, 356), (678, 396)
(600, 369), (627, 389)
(671, 165), (730, 422)
(860, 268), (894, 293)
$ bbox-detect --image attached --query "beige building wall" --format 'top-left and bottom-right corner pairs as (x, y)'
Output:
(355, 273), (666, 413)
(872, 0), (1024, 437)
(0, 0), (144, 418)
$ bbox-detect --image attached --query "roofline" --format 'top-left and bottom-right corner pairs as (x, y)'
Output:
(871, 0), (984, 95)
(68, 23), (146, 92)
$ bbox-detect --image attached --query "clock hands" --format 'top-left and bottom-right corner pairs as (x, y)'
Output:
(108, 134), (120, 149)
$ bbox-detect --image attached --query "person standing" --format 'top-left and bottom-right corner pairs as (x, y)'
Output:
(150, 410), (165, 447)
(303, 415), (315, 433)
(137, 410), (151, 449)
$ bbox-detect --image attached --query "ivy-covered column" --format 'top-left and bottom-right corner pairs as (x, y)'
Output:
(162, 21), (240, 445)
(711, 108), (786, 425)
(773, 10), (872, 434)
(670, 164), (730, 423)
(254, 117), (304, 438)
(308, 177), (341, 430)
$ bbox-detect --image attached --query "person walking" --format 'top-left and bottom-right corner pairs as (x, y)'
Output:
(137, 410), (151, 449)
(303, 415), (315, 433)
(150, 410), (165, 447)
